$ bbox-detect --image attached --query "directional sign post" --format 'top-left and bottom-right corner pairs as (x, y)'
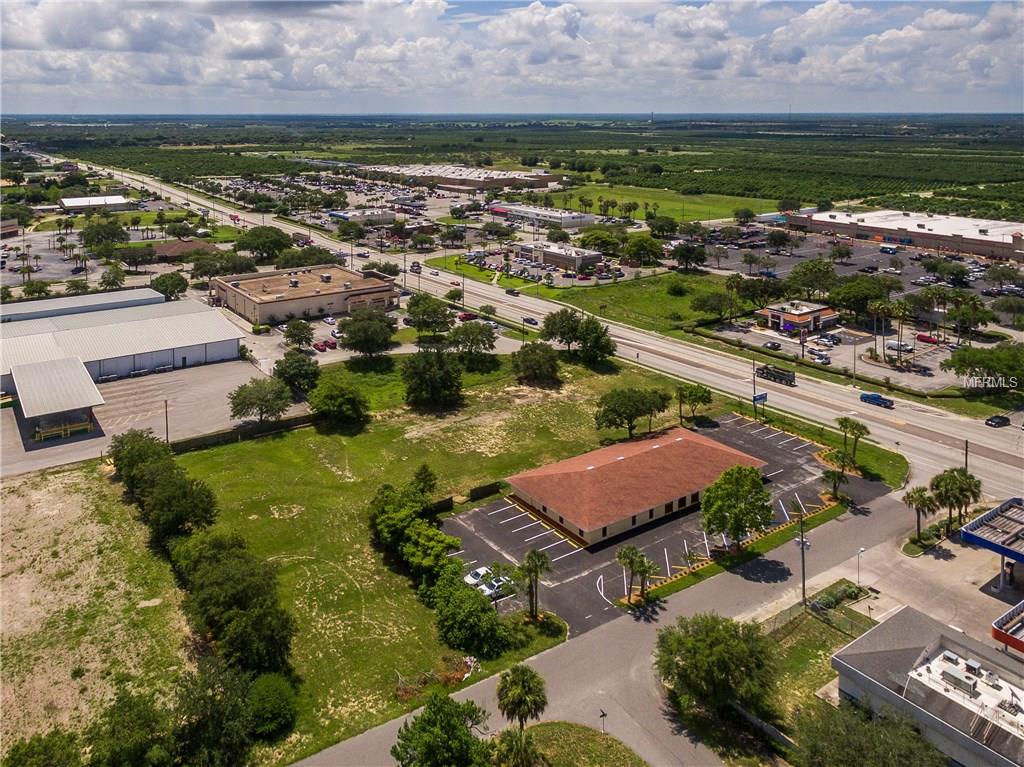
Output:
(752, 391), (767, 419)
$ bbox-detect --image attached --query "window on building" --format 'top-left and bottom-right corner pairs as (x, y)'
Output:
(690, 492), (699, 505)
(677, 497), (685, 508)
(664, 502), (672, 514)
(558, 515), (563, 524)
(649, 509), (654, 520)
(578, 529), (584, 537)
(601, 527), (607, 538)
(631, 515), (636, 527)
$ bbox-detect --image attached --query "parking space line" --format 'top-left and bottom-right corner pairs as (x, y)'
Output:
(792, 441), (811, 451)
(539, 537), (570, 552)
(664, 547), (671, 577)
(795, 493), (808, 516)
(499, 511), (530, 524)
(703, 531), (711, 557)
(760, 430), (782, 439)
(743, 420), (761, 428)
(524, 528), (554, 542)
(777, 436), (799, 446)
(511, 520), (540, 533)
(622, 567), (628, 597)
(552, 548), (583, 563)
(487, 504), (516, 515)
(719, 415), (743, 424)
(779, 499), (790, 521)
(765, 469), (784, 477)
(447, 549), (465, 557)
(750, 426), (772, 434)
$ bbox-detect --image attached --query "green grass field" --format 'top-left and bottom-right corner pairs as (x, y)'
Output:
(551, 184), (777, 222)
(177, 357), (691, 765)
(530, 722), (647, 767)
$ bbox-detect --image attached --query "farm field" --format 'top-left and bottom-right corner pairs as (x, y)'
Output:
(177, 357), (694, 765)
(0, 464), (187, 752)
(551, 184), (777, 222)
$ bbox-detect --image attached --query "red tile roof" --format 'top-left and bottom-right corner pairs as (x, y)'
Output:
(507, 428), (765, 533)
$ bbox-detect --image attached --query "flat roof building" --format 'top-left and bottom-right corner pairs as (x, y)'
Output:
(489, 203), (596, 230)
(1, 288), (164, 323)
(754, 300), (839, 333)
(213, 264), (397, 325)
(511, 240), (603, 272)
(1, 218), (19, 239)
(788, 209), (1024, 262)
(59, 195), (135, 213)
(364, 164), (553, 191)
(329, 208), (396, 226)
(507, 428), (765, 546)
(962, 498), (1024, 653)
(833, 606), (1024, 767)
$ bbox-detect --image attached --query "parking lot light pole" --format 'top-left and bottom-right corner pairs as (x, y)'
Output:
(857, 546), (866, 587)
(792, 500), (808, 606)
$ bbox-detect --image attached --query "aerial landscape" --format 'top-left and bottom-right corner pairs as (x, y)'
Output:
(1, 1), (1023, 766)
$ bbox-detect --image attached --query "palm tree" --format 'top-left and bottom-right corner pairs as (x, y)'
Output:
(867, 299), (889, 356)
(930, 467), (982, 534)
(493, 728), (544, 767)
(616, 545), (641, 600)
(903, 486), (938, 543)
(835, 417), (870, 464)
(823, 468), (848, 500)
(496, 664), (547, 731)
(889, 300), (912, 365)
(635, 554), (659, 600)
(517, 549), (551, 621)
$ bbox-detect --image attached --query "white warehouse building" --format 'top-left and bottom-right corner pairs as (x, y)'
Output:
(489, 203), (596, 230)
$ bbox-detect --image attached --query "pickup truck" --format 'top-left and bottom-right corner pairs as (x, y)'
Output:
(860, 392), (894, 409)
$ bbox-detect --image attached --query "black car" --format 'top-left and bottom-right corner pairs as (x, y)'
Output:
(762, 341), (782, 351)
(858, 265), (878, 273)
(523, 317), (539, 326)
(985, 415), (1011, 428)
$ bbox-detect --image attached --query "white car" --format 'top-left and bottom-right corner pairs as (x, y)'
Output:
(331, 329), (342, 339)
(323, 315), (336, 325)
(429, 269), (440, 276)
(477, 576), (513, 600)
(464, 566), (491, 587)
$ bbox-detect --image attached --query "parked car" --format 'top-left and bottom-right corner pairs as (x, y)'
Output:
(464, 566), (491, 587)
(70, 266), (86, 274)
(457, 312), (478, 321)
(916, 333), (939, 344)
(312, 341), (327, 352)
(324, 338), (337, 350)
(762, 341), (782, 351)
(523, 317), (539, 326)
(331, 328), (343, 339)
(577, 274), (592, 281)
(985, 415), (1011, 428)
(477, 576), (513, 600)
(858, 265), (878, 273)
(323, 315), (336, 325)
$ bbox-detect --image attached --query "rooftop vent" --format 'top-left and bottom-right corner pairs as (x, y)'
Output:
(616, 456), (625, 461)
(343, 281), (352, 288)
(230, 281), (240, 288)
(315, 288), (320, 294)
(942, 650), (960, 665)
(320, 273), (332, 283)
(965, 659), (982, 676)
(586, 465), (595, 470)
(652, 444), (660, 449)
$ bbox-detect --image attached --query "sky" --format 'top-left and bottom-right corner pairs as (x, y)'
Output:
(1, 0), (1022, 115)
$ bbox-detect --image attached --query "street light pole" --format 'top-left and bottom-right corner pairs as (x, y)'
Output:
(857, 546), (866, 588)
(793, 501), (807, 606)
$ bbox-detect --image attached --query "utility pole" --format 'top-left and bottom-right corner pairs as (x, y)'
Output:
(964, 439), (969, 470)
(751, 358), (758, 420)
(164, 399), (169, 443)
(793, 500), (808, 606)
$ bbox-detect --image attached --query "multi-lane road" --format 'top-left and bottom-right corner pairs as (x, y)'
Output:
(81, 161), (1023, 499)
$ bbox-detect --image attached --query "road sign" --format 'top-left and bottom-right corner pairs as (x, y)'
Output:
(753, 392), (768, 404)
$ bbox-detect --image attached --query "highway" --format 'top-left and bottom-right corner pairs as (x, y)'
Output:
(88, 162), (1022, 498)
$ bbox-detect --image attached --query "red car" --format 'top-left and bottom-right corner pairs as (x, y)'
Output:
(577, 274), (592, 281)
(450, 280), (461, 286)
(457, 312), (478, 321)
(916, 333), (939, 344)
(312, 341), (327, 352)
(324, 338), (337, 350)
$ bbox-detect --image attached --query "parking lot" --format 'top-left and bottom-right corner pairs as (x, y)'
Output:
(442, 415), (888, 634)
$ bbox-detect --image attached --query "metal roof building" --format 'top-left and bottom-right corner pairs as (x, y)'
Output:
(0, 288), (164, 323)
(59, 195), (134, 212)
(11, 357), (104, 419)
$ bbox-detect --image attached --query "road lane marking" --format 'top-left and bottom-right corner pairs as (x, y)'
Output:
(499, 511), (530, 524)
(511, 520), (541, 533)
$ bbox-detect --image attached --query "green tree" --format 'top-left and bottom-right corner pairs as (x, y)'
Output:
(766, 230), (790, 249)
(165, 221), (193, 239)
(794, 702), (946, 767)
(517, 548), (551, 621)
(478, 304), (497, 317)
(401, 519), (461, 586)
(647, 216), (678, 238)
(99, 263), (126, 290)
(700, 465), (772, 549)
(139, 463), (218, 548)
(150, 271), (188, 300)
(339, 308), (395, 356)
(671, 243), (706, 271)
(81, 219), (129, 248)
(496, 664), (547, 731)
(655, 613), (776, 713)
(616, 544), (641, 602)
(411, 463), (438, 496)
(992, 295), (1024, 325)
(691, 290), (737, 322)
(63, 278), (89, 296)
(577, 229), (622, 255)
(433, 572), (507, 657)
(594, 388), (670, 437)
(741, 251), (761, 275)
(492, 728), (543, 767)
(676, 383), (712, 421)
(786, 258), (836, 300)
(823, 467), (849, 500)
(85, 689), (172, 767)
(776, 198), (800, 212)
(445, 288), (463, 302)
(634, 553), (659, 600)
(546, 226), (570, 243)
(247, 673), (298, 740)
(510, 342), (560, 385)
(107, 429), (174, 502)
(273, 349), (320, 396)
(930, 467), (982, 533)
(401, 349), (463, 410)
(622, 233), (663, 265)
(234, 225), (292, 262)
(391, 691), (491, 767)
(539, 308), (582, 351)
(275, 245), (333, 270)
(228, 377), (292, 424)
(172, 657), (253, 767)
(835, 417), (870, 463)
(1, 729), (81, 767)
(308, 375), (370, 428)
(22, 280), (51, 298)
(903, 486), (939, 543)
(576, 315), (616, 364)
(733, 207), (755, 224)
(447, 321), (498, 369)
(407, 293), (454, 336)
(283, 318), (314, 348)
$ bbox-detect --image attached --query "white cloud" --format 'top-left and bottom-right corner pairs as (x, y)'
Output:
(0, 0), (1020, 113)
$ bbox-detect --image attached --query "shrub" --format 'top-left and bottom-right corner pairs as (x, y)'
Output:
(247, 673), (298, 740)
(2, 729), (81, 767)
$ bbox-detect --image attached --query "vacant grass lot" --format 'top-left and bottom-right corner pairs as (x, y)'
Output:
(530, 722), (648, 767)
(0, 464), (187, 751)
(551, 184), (776, 221)
(177, 358), (691, 765)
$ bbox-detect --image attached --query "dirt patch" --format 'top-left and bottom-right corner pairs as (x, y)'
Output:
(1, 465), (188, 747)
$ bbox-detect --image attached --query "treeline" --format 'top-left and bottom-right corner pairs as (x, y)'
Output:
(72, 148), (307, 182)
(3, 429), (300, 766)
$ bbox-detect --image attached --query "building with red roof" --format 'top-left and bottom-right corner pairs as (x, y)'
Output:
(507, 428), (765, 546)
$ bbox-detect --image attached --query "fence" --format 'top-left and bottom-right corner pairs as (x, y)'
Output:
(170, 412), (314, 453)
(468, 481), (503, 501)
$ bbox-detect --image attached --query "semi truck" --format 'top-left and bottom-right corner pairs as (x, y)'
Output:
(755, 365), (796, 386)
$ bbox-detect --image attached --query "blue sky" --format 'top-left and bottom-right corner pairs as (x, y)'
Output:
(2, 1), (1021, 114)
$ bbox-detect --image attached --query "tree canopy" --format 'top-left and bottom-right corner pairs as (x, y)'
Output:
(391, 692), (491, 767)
(228, 377), (292, 424)
(700, 465), (772, 547)
(402, 350), (463, 410)
(594, 388), (671, 437)
(510, 341), (560, 385)
(273, 349), (321, 396)
(340, 308), (395, 357)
